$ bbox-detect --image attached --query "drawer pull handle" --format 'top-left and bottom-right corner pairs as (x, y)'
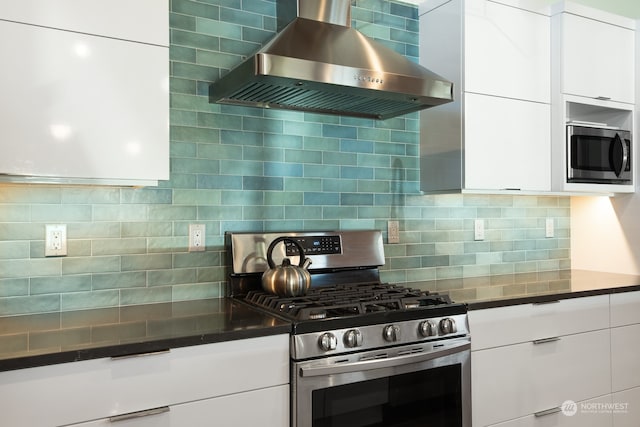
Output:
(595, 96), (611, 101)
(532, 300), (560, 306)
(110, 348), (170, 360)
(109, 406), (170, 422)
(534, 407), (561, 417)
(532, 337), (560, 345)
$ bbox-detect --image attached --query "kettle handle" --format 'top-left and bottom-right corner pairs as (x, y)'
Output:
(266, 237), (307, 268)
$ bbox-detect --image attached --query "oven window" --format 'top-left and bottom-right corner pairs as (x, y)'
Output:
(311, 364), (462, 427)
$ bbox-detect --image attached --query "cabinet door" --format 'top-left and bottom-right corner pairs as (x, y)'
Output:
(0, 21), (169, 185)
(611, 324), (640, 392)
(69, 385), (289, 427)
(561, 13), (634, 104)
(465, 93), (550, 191)
(472, 329), (611, 426)
(0, 0), (168, 46)
(465, 0), (550, 103)
(613, 387), (640, 427)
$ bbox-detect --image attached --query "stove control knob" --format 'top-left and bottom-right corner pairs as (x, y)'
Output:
(343, 329), (363, 348)
(318, 332), (338, 351)
(383, 325), (400, 342)
(439, 318), (457, 335)
(418, 320), (438, 337)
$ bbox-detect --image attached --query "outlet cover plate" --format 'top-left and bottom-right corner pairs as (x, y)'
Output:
(388, 220), (400, 244)
(188, 224), (205, 252)
(474, 219), (485, 241)
(45, 224), (67, 257)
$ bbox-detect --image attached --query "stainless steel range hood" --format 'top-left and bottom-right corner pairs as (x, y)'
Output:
(209, 0), (453, 120)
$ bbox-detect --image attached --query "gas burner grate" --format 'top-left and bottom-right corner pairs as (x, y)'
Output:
(243, 283), (451, 321)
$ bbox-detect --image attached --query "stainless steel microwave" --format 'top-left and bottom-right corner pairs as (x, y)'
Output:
(567, 124), (632, 185)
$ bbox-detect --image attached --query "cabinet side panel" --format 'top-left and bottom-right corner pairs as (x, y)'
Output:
(419, 0), (463, 193)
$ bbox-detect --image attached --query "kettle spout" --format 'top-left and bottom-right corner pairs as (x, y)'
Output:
(302, 257), (312, 270)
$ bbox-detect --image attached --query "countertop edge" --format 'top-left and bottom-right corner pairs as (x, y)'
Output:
(467, 283), (640, 310)
(0, 305), (291, 373)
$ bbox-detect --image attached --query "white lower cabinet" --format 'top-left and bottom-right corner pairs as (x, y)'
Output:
(610, 291), (640, 427)
(612, 387), (640, 427)
(472, 328), (611, 426)
(472, 291), (640, 426)
(0, 334), (289, 427)
(69, 385), (289, 427)
(611, 324), (640, 392)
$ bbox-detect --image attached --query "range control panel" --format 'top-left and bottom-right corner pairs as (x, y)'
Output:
(228, 230), (384, 274)
(285, 235), (342, 255)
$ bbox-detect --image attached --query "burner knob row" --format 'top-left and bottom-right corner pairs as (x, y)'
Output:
(317, 318), (458, 352)
(419, 318), (457, 337)
(318, 330), (363, 351)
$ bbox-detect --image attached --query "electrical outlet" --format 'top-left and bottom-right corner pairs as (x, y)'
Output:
(388, 220), (400, 244)
(545, 218), (555, 238)
(45, 224), (67, 256)
(188, 224), (205, 252)
(474, 219), (485, 241)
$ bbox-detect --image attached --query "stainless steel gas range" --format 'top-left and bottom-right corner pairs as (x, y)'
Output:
(227, 230), (471, 427)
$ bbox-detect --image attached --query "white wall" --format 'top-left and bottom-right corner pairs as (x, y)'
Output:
(571, 196), (640, 274)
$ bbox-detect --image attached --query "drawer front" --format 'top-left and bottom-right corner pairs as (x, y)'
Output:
(612, 387), (640, 427)
(610, 291), (640, 327)
(69, 385), (289, 427)
(611, 324), (640, 391)
(472, 329), (611, 426)
(0, 334), (289, 427)
(469, 295), (610, 350)
(489, 395), (613, 427)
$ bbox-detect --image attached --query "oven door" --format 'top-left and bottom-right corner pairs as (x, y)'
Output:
(292, 337), (470, 427)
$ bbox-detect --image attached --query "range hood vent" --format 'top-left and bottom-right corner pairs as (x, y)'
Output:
(209, 0), (453, 120)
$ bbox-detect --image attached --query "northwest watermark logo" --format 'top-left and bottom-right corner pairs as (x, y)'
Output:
(561, 400), (578, 416)
(561, 400), (629, 416)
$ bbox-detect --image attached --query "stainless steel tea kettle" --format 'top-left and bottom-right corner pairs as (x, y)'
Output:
(261, 237), (312, 297)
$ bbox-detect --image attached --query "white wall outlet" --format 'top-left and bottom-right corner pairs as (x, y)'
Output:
(188, 224), (205, 252)
(388, 220), (400, 244)
(474, 219), (485, 241)
(545, 218), (555, 238)
(45, 224), (67, 256)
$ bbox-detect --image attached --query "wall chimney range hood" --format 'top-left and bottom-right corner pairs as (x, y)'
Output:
(209, 0), (454, 120)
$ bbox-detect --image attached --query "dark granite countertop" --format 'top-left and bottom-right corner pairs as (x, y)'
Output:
(409, 269), (640, 310)
(2, 269), (639, 372)
(0, 298), (290, 372)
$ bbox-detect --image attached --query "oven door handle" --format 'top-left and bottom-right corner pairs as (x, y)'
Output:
(299, 340), (470, 378)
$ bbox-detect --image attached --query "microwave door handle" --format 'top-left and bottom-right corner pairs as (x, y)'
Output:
(612, 133), (627, 177)
(621, 135), (629, 176)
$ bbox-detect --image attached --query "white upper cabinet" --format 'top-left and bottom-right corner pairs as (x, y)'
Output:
(419, 0), (551, 193)
(549, 2), (635, 194)
(464, 0), (550, 103)
(464, 93), (550, 191)
(0, 0), (168, 46)
(0, 0), (169, 186)
(552, 2), (635, 104)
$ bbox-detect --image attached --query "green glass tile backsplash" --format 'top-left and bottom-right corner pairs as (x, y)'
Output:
(0, 0), (570, 316)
